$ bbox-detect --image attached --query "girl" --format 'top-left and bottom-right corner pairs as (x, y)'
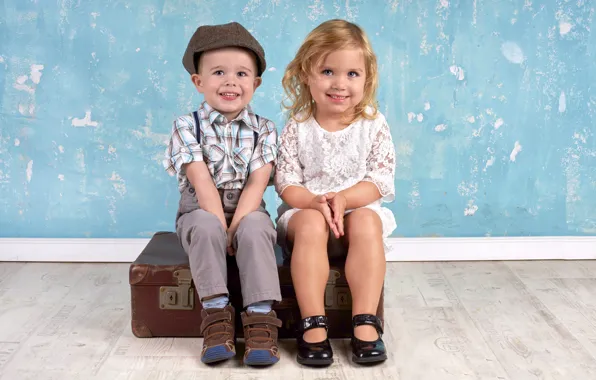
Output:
(275, 19), (396, 366)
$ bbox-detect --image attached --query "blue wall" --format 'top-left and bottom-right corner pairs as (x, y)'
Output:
(1, 0), (594, 238)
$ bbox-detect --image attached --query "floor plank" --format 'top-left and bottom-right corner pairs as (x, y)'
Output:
(0, 264), (129, 379)
(519, 277), (596, 359)
(440, 261), (596, 380)
(507, 260), (596, 279)
(0, 260), (594, 379)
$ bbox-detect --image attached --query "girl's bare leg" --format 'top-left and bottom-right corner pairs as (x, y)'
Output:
(287, 209), (330, 343)
(344, 208), (386, 341)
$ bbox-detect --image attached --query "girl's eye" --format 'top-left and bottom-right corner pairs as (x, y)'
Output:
(214, 70), (224, 75)
(322, 69), (333, 76)
(237, 72), (247, 77)
(348, 71), (359, 77)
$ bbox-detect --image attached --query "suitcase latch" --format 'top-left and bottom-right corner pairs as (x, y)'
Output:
(325, 269), (351, 310)
(159, 269), (194, 310)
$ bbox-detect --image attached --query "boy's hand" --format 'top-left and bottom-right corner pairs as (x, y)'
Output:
(309, 194), (340, 238)
(226, 222), (238, 256)
(326, 193), (347, 237)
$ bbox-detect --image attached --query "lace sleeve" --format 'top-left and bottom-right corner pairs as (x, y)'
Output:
(363, 119), (396, 202)
(274, 119), (304, 195)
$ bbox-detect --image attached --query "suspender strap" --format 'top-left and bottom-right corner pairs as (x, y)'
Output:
(192, 111), (201, 144)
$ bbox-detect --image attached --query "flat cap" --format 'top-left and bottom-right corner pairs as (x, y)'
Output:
(182, 22), (266, 77)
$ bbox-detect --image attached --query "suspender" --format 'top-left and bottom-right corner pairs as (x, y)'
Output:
(192, 111), (258, 150)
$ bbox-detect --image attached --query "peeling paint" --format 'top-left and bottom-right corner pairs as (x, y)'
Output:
(501, 41), (525, 64)
(72, 111), (99, 127)
(26, 160), (33, 182)
(449, 65), (465, 80)
(559, 21), (572, 35)
(484, 156), (495, 171)
(109, 172), (127, 196)
(464, 200), (478, 216)
(510, 141), (523, 162)
(559, 91), (566, 113)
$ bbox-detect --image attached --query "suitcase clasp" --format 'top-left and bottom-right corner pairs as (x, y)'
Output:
(325, 269), (351, 310)
(159, 269), (194, 310)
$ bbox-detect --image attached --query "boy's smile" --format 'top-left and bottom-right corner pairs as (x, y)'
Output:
(192, 47), (262, 121)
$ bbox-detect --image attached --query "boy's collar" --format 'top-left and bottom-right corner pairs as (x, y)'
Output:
(201, 101), (258, 132)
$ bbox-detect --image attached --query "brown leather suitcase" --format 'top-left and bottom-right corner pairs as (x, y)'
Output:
(130, 231), (383, 339)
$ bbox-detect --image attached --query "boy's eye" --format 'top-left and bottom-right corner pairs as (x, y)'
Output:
(237, 72), (247, 77)
(214, 70), (224, 75)
(322, 69), (333, 76)
(348, 71), (359, 77)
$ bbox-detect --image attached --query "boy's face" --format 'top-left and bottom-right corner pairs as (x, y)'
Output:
(192, 47), (262, 121)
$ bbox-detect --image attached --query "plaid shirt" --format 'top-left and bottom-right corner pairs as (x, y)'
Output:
(163, 101), (278, 191)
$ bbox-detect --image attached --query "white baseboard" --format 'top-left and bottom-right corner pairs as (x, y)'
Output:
(0, 236), (595, 262)
(384, 236), (596, 261)
(0, 238), (151, 262)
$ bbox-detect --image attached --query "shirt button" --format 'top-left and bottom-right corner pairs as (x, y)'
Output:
(180, 147), (187, 153)
(227, 193), (233, 200)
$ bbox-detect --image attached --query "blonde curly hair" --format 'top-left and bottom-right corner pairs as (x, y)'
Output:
(282, 19), (379, 123)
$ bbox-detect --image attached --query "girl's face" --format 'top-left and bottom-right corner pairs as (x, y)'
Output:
(308, 48), (366, 120)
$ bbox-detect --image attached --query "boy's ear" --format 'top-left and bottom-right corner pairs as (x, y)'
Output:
(191, 73), (204, 94)
(253, 77), (262, 90)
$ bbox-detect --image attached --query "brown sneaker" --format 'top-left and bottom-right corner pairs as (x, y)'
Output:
(199, 305), (236, 364)
(241, 310), (282, 366)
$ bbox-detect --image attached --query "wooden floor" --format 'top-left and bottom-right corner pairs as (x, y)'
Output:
(1, 261), (596, 379)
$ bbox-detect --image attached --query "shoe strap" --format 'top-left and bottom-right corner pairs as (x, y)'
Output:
(242, 314), (282, 328)
(352, 314), (384, 335)
(298, 315), (329, 333)
(200, 310), (232, 333)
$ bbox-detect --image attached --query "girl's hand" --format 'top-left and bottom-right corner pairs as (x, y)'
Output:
(326, 193), (347, 236)
(309, 194), (341, 238)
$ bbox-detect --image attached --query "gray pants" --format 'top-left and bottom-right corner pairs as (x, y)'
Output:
(176, 183), (281, 307)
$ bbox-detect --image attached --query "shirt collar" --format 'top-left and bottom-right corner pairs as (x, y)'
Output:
(200, 101), (258, 132)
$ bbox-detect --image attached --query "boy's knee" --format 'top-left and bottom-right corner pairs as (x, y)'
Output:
(236, 212), (275, 240)
(293, 209), (329, 240)
(183, 209), (226, 239)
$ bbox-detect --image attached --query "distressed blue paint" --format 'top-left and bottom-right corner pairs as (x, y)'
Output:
(0, 0), (594, 238)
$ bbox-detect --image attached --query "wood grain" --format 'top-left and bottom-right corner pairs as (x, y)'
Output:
(0, 261), (595, 380)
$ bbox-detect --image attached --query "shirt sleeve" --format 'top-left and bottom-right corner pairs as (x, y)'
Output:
(163, 115), (203, 176)
(362, 118), (396, 202)
(274, 119), (304, 195)
(249, 118), (278, 173)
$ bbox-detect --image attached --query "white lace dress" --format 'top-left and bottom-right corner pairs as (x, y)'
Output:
(274, 110), (397, 253)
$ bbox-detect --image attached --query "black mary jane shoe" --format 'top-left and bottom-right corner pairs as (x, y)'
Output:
(351, 314), (387, 364)
(296, 315), (334, 366)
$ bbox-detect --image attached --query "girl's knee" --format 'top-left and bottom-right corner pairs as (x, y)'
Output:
(290, 209), (329, 240)
(346, 209), (382, 241)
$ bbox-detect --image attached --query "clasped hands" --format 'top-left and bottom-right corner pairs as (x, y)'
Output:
(309, 192), (347, 239)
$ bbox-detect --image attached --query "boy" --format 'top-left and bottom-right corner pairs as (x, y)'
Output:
(163, 22), (282, 366)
